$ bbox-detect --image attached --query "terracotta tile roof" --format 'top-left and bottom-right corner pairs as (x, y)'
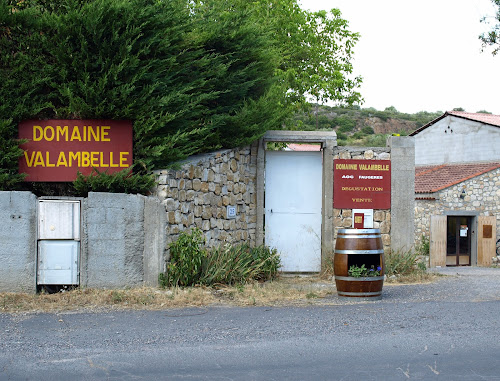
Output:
(287, 143), (321, 151)
(447, 111), (500, 127)
(410, 111), (500, 136)
(415, 163), (500, 193)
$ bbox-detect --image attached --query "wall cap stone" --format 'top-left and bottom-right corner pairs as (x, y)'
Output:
(263, 130), (336, 143)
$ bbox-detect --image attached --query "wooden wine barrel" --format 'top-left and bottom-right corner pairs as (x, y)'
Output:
(334, 228), (384, 299)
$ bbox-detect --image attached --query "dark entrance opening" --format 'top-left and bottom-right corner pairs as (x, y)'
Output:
(446, 216), (472, 266)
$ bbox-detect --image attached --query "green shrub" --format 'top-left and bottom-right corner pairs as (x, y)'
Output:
(336, 131), (347, 140)
(351, 131), (363, 140)
(73, 167), (156, 195)
(361, 126), (374, 135)
(415, 235), (430, 256)
(361, 133), (388, 147)
(335, 116), (356, 133)
(161, 229), (207, 287)
(385, 249), (425, 276)
(200, 244), (280, 285)
(159, 229), (280, 287)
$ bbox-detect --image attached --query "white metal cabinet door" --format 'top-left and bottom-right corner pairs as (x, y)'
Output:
(38, 200), (80, 240)
(265, 150), (322, 272)
(37, 240), (79, 285)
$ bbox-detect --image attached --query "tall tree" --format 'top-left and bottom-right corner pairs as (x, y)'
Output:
(240, 0), (362, 107)
(0, 0), (286, 190)
(1, 0), (362, 190)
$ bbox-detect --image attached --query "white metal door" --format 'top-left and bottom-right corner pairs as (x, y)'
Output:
(38, 241), (79, 284)
(39, 200), (80, 240)
(37, 200), (80, 285)
(265, 150), (322, 272)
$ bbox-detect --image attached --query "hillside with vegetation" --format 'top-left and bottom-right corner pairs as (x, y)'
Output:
(288, 105), (443, 146)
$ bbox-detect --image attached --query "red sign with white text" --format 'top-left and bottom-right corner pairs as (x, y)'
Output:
(334, 159), (391, 209)
(19, 120), (133, 181)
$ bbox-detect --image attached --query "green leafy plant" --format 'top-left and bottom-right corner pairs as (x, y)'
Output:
(162, 229), (207, 287)
(415, 234), (430, 256)
(385, 249), (425, 277)
(348, 264), (382, 278)
(72, 167), (155, 195)
(200, 244), (280, 286)
(159, 229), (280, 287)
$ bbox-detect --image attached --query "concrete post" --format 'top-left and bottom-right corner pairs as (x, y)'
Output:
(143, 196), (167, 287)
(0, 191), (37, 293)
(256, 138), (266, 246)
(322, 140), (335, 265)
(388, 136), (415, 252)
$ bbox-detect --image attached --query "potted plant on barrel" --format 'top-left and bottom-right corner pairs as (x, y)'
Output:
(348, 264), (382, 278)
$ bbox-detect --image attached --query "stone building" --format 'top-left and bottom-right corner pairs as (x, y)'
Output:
(411, 111), (500, 267)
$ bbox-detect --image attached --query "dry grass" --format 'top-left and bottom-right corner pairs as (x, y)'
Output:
(0, 273), (441, 314)
(384, 272), (441, 284)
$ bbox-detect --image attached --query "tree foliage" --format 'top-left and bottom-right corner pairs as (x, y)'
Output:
(0, 0), (362, 190)
(480, 0), (500, 55)
(215, 0), (363, 107)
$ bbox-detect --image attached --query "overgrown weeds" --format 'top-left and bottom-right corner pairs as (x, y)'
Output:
(159, 229), (281, 288)
(160, 228), (207, 287)
(384, 249), (432, 283)
(415, 234), (430, 256)
(201, 244), (280, 285)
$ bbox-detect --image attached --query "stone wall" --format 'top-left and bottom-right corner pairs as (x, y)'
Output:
(333, 147), (392, 253)
(154, 145), (258, 251)
(415, 167), (500, 244)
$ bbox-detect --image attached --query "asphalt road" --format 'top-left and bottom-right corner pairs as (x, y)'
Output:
(1, 268), (500, 381)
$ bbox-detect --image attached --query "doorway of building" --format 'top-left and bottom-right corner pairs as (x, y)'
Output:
(446, 216), (472, 266)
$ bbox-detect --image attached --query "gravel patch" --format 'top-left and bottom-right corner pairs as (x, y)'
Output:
(321, 267), (500, 306)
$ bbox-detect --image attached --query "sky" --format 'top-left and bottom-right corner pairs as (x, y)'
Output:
(300, 0), (500, 115)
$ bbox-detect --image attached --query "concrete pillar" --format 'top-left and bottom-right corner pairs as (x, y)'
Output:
(321, 140), (335, 265)
(388, 136), (415, 252)
(143, 196), (167, 287)
(0, 191), (37, 293)
(256, 138), (266, 246)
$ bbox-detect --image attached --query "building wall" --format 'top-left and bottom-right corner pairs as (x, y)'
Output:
(415, 116), (500, 165)
(154, 145), (258, 251)
(414, 167), (500, 245)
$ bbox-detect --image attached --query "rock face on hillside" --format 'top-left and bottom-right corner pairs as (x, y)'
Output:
(299, 105), (440, 139)
(361, 117), (418, 135)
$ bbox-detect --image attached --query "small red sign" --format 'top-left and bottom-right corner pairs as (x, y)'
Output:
(334, 159), (391, 209)
(19, 120), (133, 182)
(353, 213), (365, 229)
